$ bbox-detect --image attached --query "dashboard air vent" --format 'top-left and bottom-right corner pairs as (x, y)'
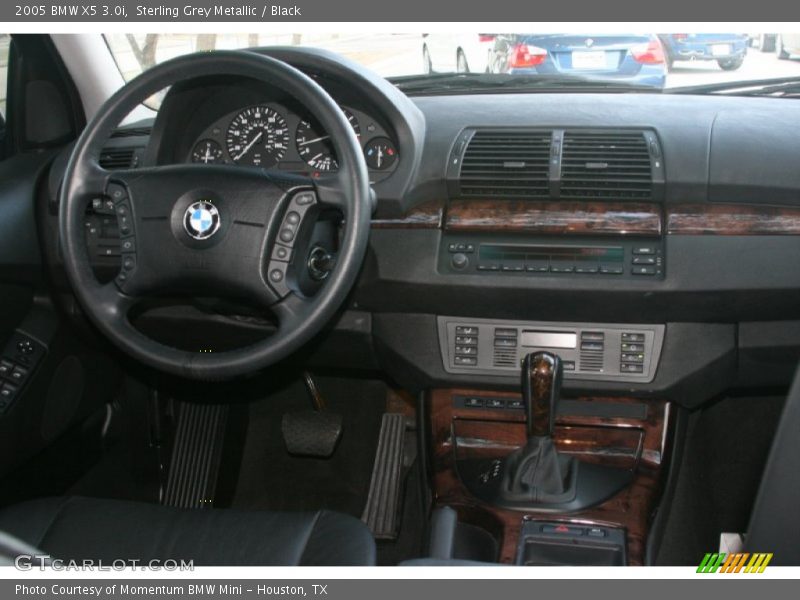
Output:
(111, 126), (152, 138)
(459, 130), (552, 198)
(560, 131), (653, 200)
(99, 148), (137, 170)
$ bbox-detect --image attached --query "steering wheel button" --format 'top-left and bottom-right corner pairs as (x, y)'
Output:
(294, 192), (316, 206)
(269, 269), (284, 283)
(272, 245), (292, 261)
(107, 184), (127, 203)
(122, 256), (136, 271)
(286, 211), (301, 225)
(279, 228), (295, 243)
(120, 238), (135, 253)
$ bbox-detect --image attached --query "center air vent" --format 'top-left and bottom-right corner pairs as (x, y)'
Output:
(459, 130), (552, 198)
(560, 131), (653, 200)
(99, 148), (138, 170)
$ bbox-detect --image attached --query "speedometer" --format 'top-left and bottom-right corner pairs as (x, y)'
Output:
(225, 106), (289, 167)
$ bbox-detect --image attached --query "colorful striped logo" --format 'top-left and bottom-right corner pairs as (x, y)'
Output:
(697, 553), (773, 573)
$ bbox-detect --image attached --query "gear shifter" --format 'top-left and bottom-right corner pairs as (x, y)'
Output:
(502, 351), (576, 503)
(523, 351), (561, 438)
(459, 351), (635, 510)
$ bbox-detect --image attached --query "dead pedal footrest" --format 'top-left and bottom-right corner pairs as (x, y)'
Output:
(361, 413), (407, 539)
(162, 402), (228, 509)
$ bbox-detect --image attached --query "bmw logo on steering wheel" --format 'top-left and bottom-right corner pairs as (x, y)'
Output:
(184, 200), (221, 240)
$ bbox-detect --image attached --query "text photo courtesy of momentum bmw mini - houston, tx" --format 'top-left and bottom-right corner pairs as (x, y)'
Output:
(1, 1), (800, 597)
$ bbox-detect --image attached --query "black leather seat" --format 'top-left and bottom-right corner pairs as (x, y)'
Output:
(744, 362), (800, 565)
(0, 496), (376, 566)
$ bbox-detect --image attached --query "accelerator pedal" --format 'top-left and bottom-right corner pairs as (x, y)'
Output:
(361, 413), (408, 539)
(162, 402), (228, 509)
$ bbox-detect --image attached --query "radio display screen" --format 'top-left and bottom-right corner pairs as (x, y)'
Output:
(479, 244), (624, 263)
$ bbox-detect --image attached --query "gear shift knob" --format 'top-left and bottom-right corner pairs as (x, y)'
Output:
(521, 351), (563, 438)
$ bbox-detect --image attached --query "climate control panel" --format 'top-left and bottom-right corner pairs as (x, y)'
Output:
(438, 317), (665, 383)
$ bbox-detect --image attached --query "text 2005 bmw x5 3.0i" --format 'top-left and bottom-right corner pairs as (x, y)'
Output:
(0, 32), (799, 567)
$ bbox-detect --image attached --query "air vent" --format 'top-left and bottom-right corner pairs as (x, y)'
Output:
(459, 130), (552, 198)
(560, 131), (652, 200)
(99, 148), (136, 170)
(580, 351), (604, 372)
(493, 347), (517, 368)
(111, 126), (152, 138)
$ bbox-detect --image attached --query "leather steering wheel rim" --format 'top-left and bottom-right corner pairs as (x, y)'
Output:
(59, 51), (371, 380)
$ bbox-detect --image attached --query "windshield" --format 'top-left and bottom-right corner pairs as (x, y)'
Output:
(105, 32), (800, 106)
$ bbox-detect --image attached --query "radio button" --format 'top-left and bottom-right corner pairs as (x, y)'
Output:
(550, 265), (574, 273)
(600, 265), (623, 274)
(632, 246), (656, 255)
(451, 253), (469, 270)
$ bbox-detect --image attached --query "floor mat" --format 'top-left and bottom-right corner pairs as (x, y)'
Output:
(230, 375), (387, 518)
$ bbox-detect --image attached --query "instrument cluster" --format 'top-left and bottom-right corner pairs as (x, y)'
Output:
(187, 103), (399, 182)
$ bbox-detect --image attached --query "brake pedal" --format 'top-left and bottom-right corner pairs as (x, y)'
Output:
(281, 372), (342, 458)
(361, 413), (408, 539)
(163, 402), (228, 509)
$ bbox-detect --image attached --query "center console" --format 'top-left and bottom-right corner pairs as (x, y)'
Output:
(428, 355), (671, 565)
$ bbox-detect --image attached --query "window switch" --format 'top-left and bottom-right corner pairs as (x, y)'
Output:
(9, 366), (28, 383)
(0, 360), (13, 378)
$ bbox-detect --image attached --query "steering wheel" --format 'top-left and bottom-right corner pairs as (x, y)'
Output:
(59, 51), (371, 380)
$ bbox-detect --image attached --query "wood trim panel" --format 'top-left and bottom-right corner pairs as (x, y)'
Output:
(445, 200), (663, 236)
(371, 199), (444, 229)
(667, 203), (800, 235)
(429, 389), (671, 565)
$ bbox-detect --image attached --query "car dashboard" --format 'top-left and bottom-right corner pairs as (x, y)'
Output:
(38, 47), (800, 408)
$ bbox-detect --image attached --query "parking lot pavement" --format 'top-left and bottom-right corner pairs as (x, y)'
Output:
(665, 47), (800, 87)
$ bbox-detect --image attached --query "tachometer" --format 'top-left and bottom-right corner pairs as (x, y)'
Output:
(226, 106), (289, 167)
(191, 139), (224, 164)
(295, 108), (361, 172)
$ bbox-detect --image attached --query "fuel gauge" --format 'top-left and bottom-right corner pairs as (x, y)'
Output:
(364, 137), (398, 170)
